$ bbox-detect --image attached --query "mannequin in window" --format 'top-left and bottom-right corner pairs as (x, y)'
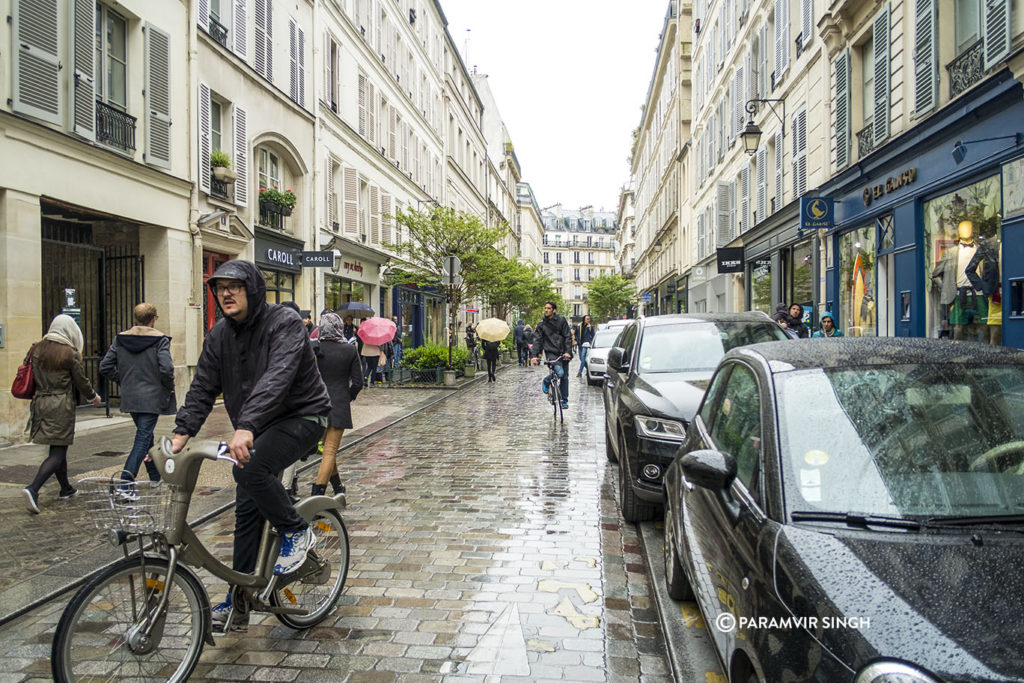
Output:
(932, 220), (986, 341)
(965, 225), (1002, 345)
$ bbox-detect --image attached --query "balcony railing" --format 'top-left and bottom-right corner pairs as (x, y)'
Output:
(209, 17), (229, 48)
(857, 122), (876, 159)
(211, 174), (230, 200)
(95, 100), (137, 153)
(947, 40), (984, 99)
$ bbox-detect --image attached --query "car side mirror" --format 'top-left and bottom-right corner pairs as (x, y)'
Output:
(607, 347), (626, 372)
(681, 449), (737, 490)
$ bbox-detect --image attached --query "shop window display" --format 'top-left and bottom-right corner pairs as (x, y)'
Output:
(839, 227), (877, 337)
(749, 258), (772, 314)
(924, 176), (1002, 343)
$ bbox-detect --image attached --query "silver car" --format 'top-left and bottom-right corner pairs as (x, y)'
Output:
(585, 328), (622, 386)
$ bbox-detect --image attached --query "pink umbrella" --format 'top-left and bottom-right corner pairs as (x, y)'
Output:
(357, 317), (397, 346)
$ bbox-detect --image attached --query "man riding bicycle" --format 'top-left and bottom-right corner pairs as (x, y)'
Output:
(534, 301), (573, 409)
(171, 260), (330, 631)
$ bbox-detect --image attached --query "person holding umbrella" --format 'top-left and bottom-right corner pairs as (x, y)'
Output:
(356, 316), (398, 386)
(476, 318), (511, 382)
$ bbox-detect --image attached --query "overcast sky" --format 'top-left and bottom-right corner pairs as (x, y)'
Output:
(439, 1), (671, 213)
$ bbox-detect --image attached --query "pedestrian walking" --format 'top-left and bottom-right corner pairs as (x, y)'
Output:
(513, 320), (527, 366)
(523, 324), (535, 366)
(311, 312), (363, 497)
(575, 315), (595, 377)
(361, 340), (381, 385)
(482, 338), (501, 382)
(98, 303), (176, 487)
(22, 314), (102, 514)
(390, 315), (403, 368)
(774, 302), (809, 338)
(301, 310), (314, 335)
(812, 311), (844, 338)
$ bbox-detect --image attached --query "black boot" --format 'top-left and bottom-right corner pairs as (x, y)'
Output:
(310, 483), (327, 497)
(329, 474), (345, 495)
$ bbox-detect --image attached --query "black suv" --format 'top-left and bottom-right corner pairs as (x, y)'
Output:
(602, 313), (787, 521)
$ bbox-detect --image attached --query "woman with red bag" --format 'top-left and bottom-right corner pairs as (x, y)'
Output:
(22, 314), (101, 514)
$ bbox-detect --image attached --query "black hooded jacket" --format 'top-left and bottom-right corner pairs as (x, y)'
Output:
(174, 260), (330, 436)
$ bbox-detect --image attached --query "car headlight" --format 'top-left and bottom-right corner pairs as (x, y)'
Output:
(854, 661), (940, 683)
(634, 415), (687, 441)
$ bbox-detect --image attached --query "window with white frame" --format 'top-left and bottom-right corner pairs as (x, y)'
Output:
(95, 4), (128, 110)
(258, 148), (281, 192)
(955, 0), (981, 54)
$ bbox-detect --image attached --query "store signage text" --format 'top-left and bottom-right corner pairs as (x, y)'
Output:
(265, 248), (297, 267)
(862, 168), (917, 206)
(343, 260), (364, 275)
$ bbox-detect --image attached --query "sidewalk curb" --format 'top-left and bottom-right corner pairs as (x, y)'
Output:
(0, 367), (501, 627)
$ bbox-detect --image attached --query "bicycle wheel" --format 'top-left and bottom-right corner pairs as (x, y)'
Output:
(272, 507), (350, 628)
(552, 378), (562, 420)
(52, 556), (208, 683)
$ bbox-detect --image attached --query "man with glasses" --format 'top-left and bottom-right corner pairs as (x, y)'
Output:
(171, 260), (330, 632)
(534, 301), (573, 409)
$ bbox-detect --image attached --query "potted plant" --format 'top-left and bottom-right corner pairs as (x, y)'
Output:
(210, 149), (237, 182)
(258, 186), (297, 216)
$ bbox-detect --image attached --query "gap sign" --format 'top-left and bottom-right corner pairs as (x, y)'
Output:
(800, 197), (834, 232)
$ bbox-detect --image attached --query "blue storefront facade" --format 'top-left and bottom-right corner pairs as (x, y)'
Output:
(816, 70), (1024, 348)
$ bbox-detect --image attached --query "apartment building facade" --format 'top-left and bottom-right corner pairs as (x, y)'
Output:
(541, 206), (618, 321)
(516, 182), (545, 268)
(815, 0), (1024, 347)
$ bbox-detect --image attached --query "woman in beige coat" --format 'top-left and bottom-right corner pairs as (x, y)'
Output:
(22, 314), (101, 514)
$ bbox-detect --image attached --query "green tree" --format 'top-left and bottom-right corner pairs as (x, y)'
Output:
(384, 207), (506, 366)
(586, 273), (636, 323)
(476, 251), (560, 322)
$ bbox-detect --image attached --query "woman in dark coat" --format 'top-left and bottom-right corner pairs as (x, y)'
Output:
(23, 314), (101, 514)
(481, 338), (501, 382)
(311, 312), (363, 497)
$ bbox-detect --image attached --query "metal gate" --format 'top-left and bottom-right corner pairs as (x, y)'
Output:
(41, 220), (144, 409)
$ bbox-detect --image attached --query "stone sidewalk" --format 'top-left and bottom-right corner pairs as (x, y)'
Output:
(0, 378), (469, 625)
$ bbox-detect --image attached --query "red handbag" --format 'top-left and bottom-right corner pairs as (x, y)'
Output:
(11, 344), (37, 399)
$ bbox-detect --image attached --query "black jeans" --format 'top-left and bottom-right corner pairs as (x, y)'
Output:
(486, 357), (497, 379)
(232, 417), (324, 574)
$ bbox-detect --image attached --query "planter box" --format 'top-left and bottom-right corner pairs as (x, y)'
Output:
(463, 364), (475, 378)
(212, 165), (237, 182)
(442, 369), (457, 386)
(259, 200), (294, 216)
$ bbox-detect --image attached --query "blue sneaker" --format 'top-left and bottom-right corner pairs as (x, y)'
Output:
(211, 594), (248, 633)
(542, 381), (549, 395)
(274, 527), (315, 575)
(561, 400), (569, 409)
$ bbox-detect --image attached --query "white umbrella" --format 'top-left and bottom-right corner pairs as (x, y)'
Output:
(476, 318), (511, 342)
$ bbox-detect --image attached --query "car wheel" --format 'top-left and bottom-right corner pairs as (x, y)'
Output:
(663, 494), (695, 601)
(618, 434), (655, 522)
(605, 423), (618, 463)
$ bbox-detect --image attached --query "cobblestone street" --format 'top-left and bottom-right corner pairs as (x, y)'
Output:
(0, 364), (674, 681)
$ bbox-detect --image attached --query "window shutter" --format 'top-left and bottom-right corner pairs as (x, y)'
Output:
(199, 83), (211, 193)
(265, 0), (273, 79)
(12, 0), (62, 125)
(289, 19), (298, 102)
(357, 72), (367, 137)
(717, 182), (731, 246)
(756, 146), (767, 222)
(793, 108), (807, 198)
(343, 165), (358, 234)
(389, 105), (397, 161)
(298, 26), (305, 107)
(381, 192), (393, 244)
(255, 0), (267, 77)
(198, 0), (210, 32)
(326, 156), (337, 227)
(72, 0), (96, 140)
(740, 165), (750, 233)
(734, 66), (744, 139)
(697, 212), (706, 259)
(233, 0), (247, 58)
(324, 33), (332, 104)
(370, 185), (380, 244)
(774, 0), (789, 82)
(800, 0), (812, 50)
(872, 3), (891, 145)
(145, 24), (172, 169)
(982, 0), (1011, 70)
(834, 48), (851, 168)
(774, 132), (784, 210)
(913, 0), (937, 116)
(233, 106), (248, 206)
(759, 22), (769, 95)
(368, 82), (377, 146)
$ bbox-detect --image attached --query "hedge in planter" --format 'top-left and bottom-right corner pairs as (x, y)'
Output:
(400, 344), (467, 371)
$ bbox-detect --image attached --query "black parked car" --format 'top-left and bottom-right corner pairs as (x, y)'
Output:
(664, 337), (1024, 683)
(603, 313), (787, 521)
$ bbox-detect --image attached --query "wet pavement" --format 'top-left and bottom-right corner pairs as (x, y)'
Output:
(0, 361), (725, 681)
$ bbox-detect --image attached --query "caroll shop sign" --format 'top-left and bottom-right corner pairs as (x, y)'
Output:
(255, 234), (302, 273)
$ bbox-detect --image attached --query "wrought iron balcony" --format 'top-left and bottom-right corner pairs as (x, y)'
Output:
(857, 122), (876, 158)
(210, 174), (230, 200)
(948, 40), (984, 99)
(95, 100), (137, 153)
(209, 17), (229, 48)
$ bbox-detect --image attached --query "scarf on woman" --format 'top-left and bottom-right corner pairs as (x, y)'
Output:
(43, 314), (84, 352)
(318, 312), (347, 342)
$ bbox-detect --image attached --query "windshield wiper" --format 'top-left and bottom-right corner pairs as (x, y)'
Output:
(790, 510), (922, 530)
(924, 513), (1024, 529)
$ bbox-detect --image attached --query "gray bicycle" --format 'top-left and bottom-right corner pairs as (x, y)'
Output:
(51, 437), (349, 682)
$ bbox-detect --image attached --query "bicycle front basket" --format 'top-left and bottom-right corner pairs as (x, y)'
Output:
(77, 476), (175, 535)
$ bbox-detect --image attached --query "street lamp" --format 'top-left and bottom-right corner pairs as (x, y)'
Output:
(741, 99), (786, 156)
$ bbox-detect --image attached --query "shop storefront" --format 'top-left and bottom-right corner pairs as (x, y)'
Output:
(819, 70), (1024, 346)
(741, 201), (811, 324)
(254, 227), (302, 304)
